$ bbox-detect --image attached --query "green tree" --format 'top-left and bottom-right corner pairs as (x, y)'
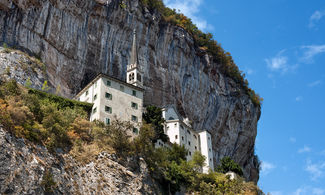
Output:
(41, 80), (50, 92)
(25, 77), (32, 88)
(55, 84), (61, 95)
(216, 157), (243, 176)
(143, 105), (169, 142)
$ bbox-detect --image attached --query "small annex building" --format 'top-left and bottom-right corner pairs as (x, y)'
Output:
(159, 105), (214, 173)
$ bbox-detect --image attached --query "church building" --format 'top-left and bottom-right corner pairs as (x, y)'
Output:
(74, 30), (144, 134)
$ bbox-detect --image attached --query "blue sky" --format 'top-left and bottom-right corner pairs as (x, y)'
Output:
(163, 0), (325, 194)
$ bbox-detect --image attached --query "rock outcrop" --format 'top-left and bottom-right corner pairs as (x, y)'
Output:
(0, 126), (159, 194)
(0, 0), (261, 182)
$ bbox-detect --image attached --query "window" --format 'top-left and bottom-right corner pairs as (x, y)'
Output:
(187, 130), (191, 135)
(129, 73), (135, 81)
(210, 158), (212, 162)
(132, 90), (137, 96)
(182, 136), (184, 141)
(93, 107), (97, 114)
(169, 117), (174, 120)
(175, 135), (178, 139)
(133, 127), (139, 134)
(93, 94), (97, 100)
(105, 92), (112, 100)
(137, 73), (142, 82)
(194, 135), (197, 139)
(85, 90), (89, 96)
(120, 85), (124, 92)
(195, 146), (197, 150)
(209, 148), (211, 152)
(180, 125), (184, 129)
(105, 118), (110, 125)
(131, 102), (138, 109)
(106, 80), (111, 86)
(208, 137), (210, 140)
(131, 115), (138, 122)
(174, 123), (177, 127)
(189, 151), (191, 156)
(105, 106), (112, 114)
(188, 141), (191, 146)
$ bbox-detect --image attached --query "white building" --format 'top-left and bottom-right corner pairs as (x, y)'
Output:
(161, 106), (214, 173)
(75, 30), (144, 134)
(75, 29), (214, 173)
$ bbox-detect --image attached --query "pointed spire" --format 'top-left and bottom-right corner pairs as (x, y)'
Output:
(130, 29), (138, 66)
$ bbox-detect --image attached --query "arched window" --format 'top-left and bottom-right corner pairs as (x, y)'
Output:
(129, 73), (135, 81)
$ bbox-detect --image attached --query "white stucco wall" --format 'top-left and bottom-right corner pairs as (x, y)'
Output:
(76, 75), (143, 131)
(199, 131), (214, 173)
(162, 107), (214, 173)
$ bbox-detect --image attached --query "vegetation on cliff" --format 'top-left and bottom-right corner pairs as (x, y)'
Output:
(138, 0), (263, 106)
(0, 80), (260, 194)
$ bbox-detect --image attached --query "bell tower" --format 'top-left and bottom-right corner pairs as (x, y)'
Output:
(127, 29), (143, 88)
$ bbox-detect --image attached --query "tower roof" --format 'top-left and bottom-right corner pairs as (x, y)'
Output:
(130, 29), (139, 66)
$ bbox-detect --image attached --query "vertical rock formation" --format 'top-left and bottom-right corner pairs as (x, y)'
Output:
(0, 0), (261, 182)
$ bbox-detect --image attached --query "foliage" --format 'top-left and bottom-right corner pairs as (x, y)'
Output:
(28, 88), (93, 113)
(216, 156), (243, 176)
(138, 0), (263, 106)
(0, 80), (91, 152)
(25, 77), (32, 88)
(143, 105), (169, 142)
(41, 80), (50, 92)
(106, 120), (133, 156)
(2, 43), (12, 53)
(0, 80), (260, 194)
(41, 170), (57, 193)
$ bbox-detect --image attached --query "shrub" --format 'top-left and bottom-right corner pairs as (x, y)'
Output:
(41, 170), (57, 193)
(143, 105), (169, 142)
(216, 157), (243, 176)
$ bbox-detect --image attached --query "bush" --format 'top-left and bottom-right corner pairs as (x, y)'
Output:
(216, 157), (243, 176)
(143, 105), (169, 142)
(41, 170), (57, 193)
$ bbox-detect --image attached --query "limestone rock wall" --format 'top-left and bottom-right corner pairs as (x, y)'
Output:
(0, 0), (261, 182)
(0, 127), (159, 194)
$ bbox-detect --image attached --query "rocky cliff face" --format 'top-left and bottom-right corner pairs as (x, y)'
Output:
(0, 0), (261, 182)
(0, 127), (159, 194)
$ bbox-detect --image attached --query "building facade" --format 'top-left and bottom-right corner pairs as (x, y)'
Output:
(75, 29), (144, 133)
(75, 74), (144, 133)
(162, 106), (214, 173)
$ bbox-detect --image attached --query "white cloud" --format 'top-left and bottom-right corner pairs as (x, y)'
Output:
(261, 161), (276, 175)
(308, 80), (322, 87)
(301, 45), (325, 63)
(246, 68), (254, 75)
(313, 188), (325, 195)
(163, 0), (212, 31)
(298, 145), (311, 153)
(295, 96), (303, 102)
(305, 160), (325, 181)
(289, 137), (297, 143)
(292, 186), (325, 195)
(270, 191), (283, 195)
(309, 10), (325, 28)
(265, 55), (288, 72)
